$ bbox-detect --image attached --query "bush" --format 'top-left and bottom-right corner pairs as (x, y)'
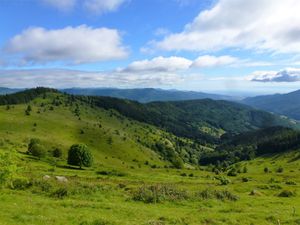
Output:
(242, 177), (250, 182)
(276, 166), (284, 173)
(67, 144), (93, 168)
(51, 187), (68, 199)
(32, 179), (53, 193)
(96, 170), (126, 177)
(132, 184), (188, 203)
(227, 168), (237, 177)
(218, 176), (231, 185)
(171, 156), (184, 169)
(286, 181), (297, 185)
(53, 148), (63, 158)
(278, 190), (296, 197)
(197, 189), (239, 201)
(30, 144), (46, 158)
(11, 178), (31, 190)
(28, 138), (47, 158)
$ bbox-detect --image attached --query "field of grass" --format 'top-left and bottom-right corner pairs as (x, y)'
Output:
(0, 93), (300, 225)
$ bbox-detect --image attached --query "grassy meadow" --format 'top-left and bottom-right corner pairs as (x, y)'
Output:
(0, 92), (299, 225)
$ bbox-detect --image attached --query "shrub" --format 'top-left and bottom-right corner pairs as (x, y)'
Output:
(53, 148), (63, 158)
(67, 144), (93, 168)
(29, 143), (46, 158)
(25, 105), (32, 115)
(28, 138), (47, 158)
(227, 168), (237, 177)
(278, 190), (296, 197)
(197, 189), (239, 201)
(242, 177), (249, 182)
(96, 170), (126, 177)
(171, 156), (184, 169)
(11, 178), (31, 190)
(51, 187), (68, 199)
(218, 176), (231, 185)
(276, 166), (284, 173)
(32, 179), (53, 193)
(132, 184), (188, 203)
(286, 181), (297, 185)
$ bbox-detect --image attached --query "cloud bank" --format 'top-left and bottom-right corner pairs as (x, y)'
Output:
(3, 25), (128, 65)
(250, 68), (300, 82)
(155, 0), (300, 53)
(0, 69), (183, 88)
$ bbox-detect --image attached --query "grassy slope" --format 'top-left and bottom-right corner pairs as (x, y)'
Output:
(1, 148), (300, 224)
(0, 92), (300, 225)
(0, 92), (172, 169)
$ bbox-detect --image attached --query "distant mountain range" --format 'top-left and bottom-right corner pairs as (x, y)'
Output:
(0, 87), (22, 95)
(0, 87), (240, 102)
(62, 88), (241, 102)
(242, 89), (300, 120)
(2, 87), (300, 121)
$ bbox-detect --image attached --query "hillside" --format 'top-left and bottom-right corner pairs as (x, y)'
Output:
(62, 88), (239, 102)
(0, 88), (210, 168)
(1, 88), (300, 225)
(242, 89), (300, 120)
(85, 95), (299, 144)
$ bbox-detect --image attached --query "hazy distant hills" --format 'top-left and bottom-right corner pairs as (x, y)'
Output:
(0, 87), (21, 95)
(62, 88), (240, 102)
(242, 89), (300, 120)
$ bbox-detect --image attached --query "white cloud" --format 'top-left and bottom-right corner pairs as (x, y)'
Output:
(249, 68), (300, 82)
(42, 0), (76, 11)
(3, 25), (128, 65)
(155, 0), (300, 53)
(83, 0), (127, 14)
(154, 28), (170, 37)
(0, 69), (183, 88)
(121, 56), (192, 72)
(192, 55), (238, 68)
(41, 0), (127, 14)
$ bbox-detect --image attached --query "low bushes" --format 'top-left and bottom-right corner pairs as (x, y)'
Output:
(132, 184), (239, 203)
(197, 189), (239, 201)
(132, 184), (188, 203)
(96, 170), (127, 177)
(278, 190), (296, 197)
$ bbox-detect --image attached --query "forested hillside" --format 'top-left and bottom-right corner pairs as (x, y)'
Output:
(242, 89), (300, 120)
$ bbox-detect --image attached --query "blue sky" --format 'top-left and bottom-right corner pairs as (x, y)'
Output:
(1, 0), (300, 95)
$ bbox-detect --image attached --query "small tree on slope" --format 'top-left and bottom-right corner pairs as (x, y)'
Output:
(67, 144), (93, 169)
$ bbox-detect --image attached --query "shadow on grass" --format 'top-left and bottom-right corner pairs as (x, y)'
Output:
(56, 164), (85, 170)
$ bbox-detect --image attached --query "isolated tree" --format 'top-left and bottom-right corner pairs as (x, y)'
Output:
(67, 144), (93, 168)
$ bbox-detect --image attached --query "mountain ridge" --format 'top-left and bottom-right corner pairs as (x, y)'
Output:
(242, 89), (300, 120)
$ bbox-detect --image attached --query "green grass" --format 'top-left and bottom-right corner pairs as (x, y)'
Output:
(0, 93), (300, 225)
